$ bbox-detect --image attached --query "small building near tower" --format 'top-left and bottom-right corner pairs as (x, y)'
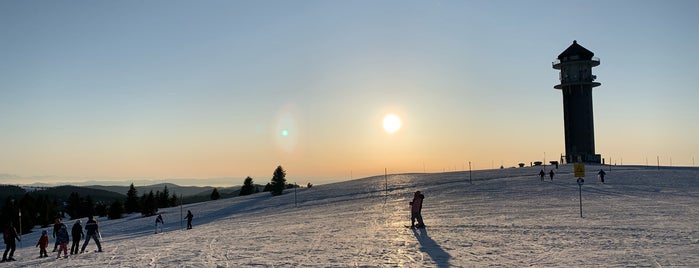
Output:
(552, 40), (602, 164)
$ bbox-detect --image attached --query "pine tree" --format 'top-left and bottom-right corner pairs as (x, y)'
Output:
(83, 195), (95, 217)
(67, 192), (83, 219)
(239, 176), (255, 196)
(159, 186), (170, 208)
(211, 188), (220, 200)
(108, 199), (124, 219)
(125, 183), (140, 214)
(141, 190), (158, 217)
(169, 193), (178, 207)
(270, 165), (287, 196)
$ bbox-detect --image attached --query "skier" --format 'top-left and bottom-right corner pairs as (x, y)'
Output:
(549, 170), (555, 181)
(538, 169), (545, 181)
(36, 230), (49, 258)
(1, 222), (20, 262)
(598, 169), (606, 183)
(155, 214), (164, 234)
(70, 220), (84, 255)
(52, 218), (62, 252)
(55, 224), (69, 259)
(409, 191), (425, 228)
(184, 210), (194, 230)
(80, 215), (103, 253)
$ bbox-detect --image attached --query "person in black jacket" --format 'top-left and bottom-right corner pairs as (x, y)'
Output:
(2, 222), (20, 262)
(80, 216), (102, 253)
(184, 210), (194, 230)
(52, 218), (62, 252)
(70, 220), (84, 255)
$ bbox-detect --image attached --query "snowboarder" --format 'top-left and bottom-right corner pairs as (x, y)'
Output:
(36, 230), (49, 258)
(184, 210), (194, 230)
(409, 191), (425, 228)
(52, 218), (62, 252)
(155, 214), (164, 234)
(549, 170), (555, 181)
(598, 169), (606, 183)
(539, 169), (545, 181)
(80, 215), (102, 253)
(55, 224), (69, 259)
(2, 222), (20, 262)
(70, 220), (84, 255)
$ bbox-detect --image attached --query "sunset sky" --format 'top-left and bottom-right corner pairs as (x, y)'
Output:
(1, 1), (697, 185)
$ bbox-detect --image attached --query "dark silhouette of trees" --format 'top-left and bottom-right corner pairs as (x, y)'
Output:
(169, 193), (179, 207)
(158, 186), (170, 208)
(239, 177), (256, 196)
(125, 183), (139, 214)
(95, 201), (108, 217)
(140, 190), (158, 217)
(210, 188), (220, 200)
(108, 200), (124, 219)
(66, 192), (82, 219)
(270, 165), (287, 196)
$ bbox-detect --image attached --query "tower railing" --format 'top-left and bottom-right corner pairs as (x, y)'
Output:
(552, 57), (601, 68)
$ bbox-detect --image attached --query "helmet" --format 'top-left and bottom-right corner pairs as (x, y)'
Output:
(42, 230), (48, 235)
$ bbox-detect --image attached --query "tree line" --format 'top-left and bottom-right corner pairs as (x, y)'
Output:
(2, 165), (297, 234)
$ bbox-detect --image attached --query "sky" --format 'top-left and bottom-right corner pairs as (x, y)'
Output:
(1, 1), (698, 186)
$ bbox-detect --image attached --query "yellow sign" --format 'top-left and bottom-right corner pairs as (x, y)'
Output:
(574, 163), (585, 177)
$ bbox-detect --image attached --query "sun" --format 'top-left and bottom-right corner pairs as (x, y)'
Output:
(383, 114), (402, 134)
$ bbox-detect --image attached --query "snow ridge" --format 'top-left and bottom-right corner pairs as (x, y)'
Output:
(8, 165), (699, 267)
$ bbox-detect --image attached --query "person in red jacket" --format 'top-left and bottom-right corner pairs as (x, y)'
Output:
(409, 191), (425, 228)
(36, 230), (49, 258)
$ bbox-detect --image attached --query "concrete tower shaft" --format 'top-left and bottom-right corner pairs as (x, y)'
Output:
(553, 40), (601, 164)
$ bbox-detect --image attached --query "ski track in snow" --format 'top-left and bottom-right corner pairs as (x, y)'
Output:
(5, 165), (699, 267)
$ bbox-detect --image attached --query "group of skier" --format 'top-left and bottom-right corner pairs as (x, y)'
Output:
(1, 215), (103, 262)
(538, 168), (607, 183)
(49, 215), (102, 259)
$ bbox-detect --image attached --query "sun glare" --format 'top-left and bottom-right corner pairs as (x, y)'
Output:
(383, 114), (402, 134)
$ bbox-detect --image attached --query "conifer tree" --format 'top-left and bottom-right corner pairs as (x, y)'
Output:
(239, 176), (255, 196)
(125, 183), (140, 213)
(211, 188), (220, 200)
(108, 199), (124, 219)
(270, 165), (287, 196)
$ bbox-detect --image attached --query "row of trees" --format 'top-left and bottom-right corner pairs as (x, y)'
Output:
(209, 165), (290, 200)
(123, 184), (179, 218)
(1, 193), (60, 234)
(2, 165), (293, 234)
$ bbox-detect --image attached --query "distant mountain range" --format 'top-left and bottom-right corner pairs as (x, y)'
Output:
(0, 183), (256, 205)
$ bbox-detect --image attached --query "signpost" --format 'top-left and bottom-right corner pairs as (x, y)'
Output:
(574, 163), (585, 218)
(18, 210), (22, 248)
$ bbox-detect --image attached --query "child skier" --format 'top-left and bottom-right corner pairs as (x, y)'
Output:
(409, 191), (425, 228)
(36, 230), (49, 258)
(56, 224), (69, 259)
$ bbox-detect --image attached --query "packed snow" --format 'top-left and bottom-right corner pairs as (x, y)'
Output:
(5, 164), (699, 267)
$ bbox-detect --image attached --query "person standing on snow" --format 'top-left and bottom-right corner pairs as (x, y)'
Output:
(70, 220), (84, 255)
(538, 169), (546, 181)
(409, 191), (425, 228)
(80, 215), (102, 253)
(549, 170), (555, 181)
(52, 218), (62, 252)
(2, 222), (20, 262)
(184, 210), (194, 230)
(598, 169), (606, 183)
(55, 224), (69, 259)
(155, 214), (164, 234)
(36, 230), (49, 258)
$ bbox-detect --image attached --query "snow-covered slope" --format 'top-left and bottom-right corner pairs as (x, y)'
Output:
(7, 165), (699, 267)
